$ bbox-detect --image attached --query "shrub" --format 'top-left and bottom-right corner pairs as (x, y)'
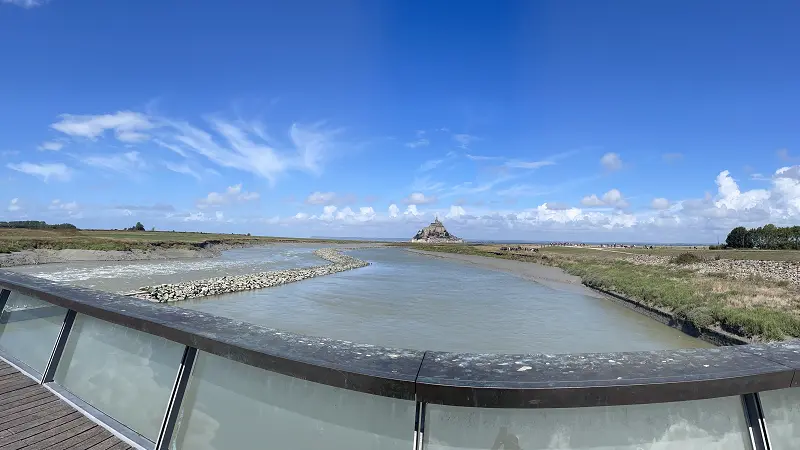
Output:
(672, 252), (703, 265)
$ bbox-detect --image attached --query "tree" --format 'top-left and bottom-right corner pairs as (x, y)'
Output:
(726, 226), (750, 248)
(134, 222), (145, 231)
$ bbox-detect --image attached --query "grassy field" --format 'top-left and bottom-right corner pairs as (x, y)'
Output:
(0, 228), (361, 254)
(397, 243), (800, 341)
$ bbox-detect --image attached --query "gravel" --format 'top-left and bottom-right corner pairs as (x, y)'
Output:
(135, 248), (369, 302)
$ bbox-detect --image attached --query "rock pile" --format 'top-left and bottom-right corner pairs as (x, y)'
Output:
(136, 248), (369, 302)
(626, 254), (800, 285)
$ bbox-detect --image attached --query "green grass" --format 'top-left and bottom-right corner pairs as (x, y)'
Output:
(401, 243), (800, 342)
(0, 229), (368, 254)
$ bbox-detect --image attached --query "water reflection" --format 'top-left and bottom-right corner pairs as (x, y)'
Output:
(173, 351), (415, 449)
(425, 397), (751, 449)
(54, 315), (184, 441)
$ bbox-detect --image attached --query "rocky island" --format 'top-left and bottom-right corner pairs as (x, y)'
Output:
(411, 218), (464, 243)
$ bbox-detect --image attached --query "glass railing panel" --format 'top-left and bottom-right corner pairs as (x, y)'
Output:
(0, 291), (66, 374)
(53, 314), (185, 442)
(171, 351), (415, 450)
(424, 396), (751, 450)
(759, 388), (800, 448)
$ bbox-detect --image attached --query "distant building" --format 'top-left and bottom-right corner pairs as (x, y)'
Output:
(411, 217), (464, 243)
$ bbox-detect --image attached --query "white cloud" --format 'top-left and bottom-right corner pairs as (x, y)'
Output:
(1, 0), (47, 7)
(38, 141), (63, 151)
(600, 152), (623, 171)
(7, 162), (72, 182)
(164, 162), (201, 180)
(651, 198), (671, 210)
(49, 199), (79, 211)
(294, 213), (309, 220)
(418, 159), (443, 172)
(7, 198), (20, 212)
(452, 134), (478, 149)
(83, 151), (145, 174)
(445, 205), (466, 219)
(406, 138), (430, 148)
(197, 184), (260, 208)
(404, 205), (422, 217)
(544, 202), (570, 210)
(306, 191), (337, 205)
(403, 192), (436, 205)
(51, 111), (154, 141)
(388, 204), (400, 218)
(465, 154), (502, 161)
(320, 205), (338, 220)
(581, 189), (628, 209)
(504, 160), (555, 170)
(215, 211), (225, 221)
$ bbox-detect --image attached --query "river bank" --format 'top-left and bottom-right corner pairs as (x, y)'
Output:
(132, 248), (370, 302)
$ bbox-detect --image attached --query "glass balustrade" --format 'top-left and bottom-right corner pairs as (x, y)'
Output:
(170, 351), (416, 450)
(423, 396), (752, 450)
(53, 314), (185, 442)
(759, 387), (800, 449)
(0, 291), (66, 374)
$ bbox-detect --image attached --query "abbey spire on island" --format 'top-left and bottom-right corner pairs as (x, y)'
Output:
(411, 217), (464, 243)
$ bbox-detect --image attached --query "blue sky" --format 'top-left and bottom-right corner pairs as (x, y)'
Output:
(1, 1), (799, 242)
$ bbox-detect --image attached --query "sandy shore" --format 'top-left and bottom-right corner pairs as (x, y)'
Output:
(0, 246), (223, 268)
(405, 249), (607, 298)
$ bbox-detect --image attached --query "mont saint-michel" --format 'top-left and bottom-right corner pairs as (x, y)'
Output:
(411, 218), (464, 243)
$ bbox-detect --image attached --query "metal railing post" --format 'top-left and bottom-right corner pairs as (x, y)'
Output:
(155, 346), (198, 450)
(41, 309), (77, 383)
(0, 288), (10, 312)
(413, 400), (427, 450)
(742, 393), (771, 450)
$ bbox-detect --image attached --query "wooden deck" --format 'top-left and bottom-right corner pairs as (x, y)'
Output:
(0, 361), (133, 450)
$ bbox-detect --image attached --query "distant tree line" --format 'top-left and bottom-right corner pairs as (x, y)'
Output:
(725, 224), (800, 250)
(0, 221), (77, 230)
(125, 222), (146, 231)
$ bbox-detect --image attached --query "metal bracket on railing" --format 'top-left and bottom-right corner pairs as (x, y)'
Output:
(742, 393), (772, 450)
(41, 309), (77, 384)
(155, 346), (198, 450)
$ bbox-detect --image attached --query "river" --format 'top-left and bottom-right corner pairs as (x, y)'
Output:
(12, 245), (709, 354)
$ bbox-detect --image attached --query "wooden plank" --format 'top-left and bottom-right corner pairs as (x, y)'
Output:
(107, 442), (133, 450)
(71, 427), (115, 450)
(48, 425), (108, 450)
(0, 415), (88, 450)
(0, 396), (61, 424)
(0, 375), (34, 390)
(0, 412), (81, 446)
(0, 415), (85, 449)
(0, 385), (47, 408)
(0, 401), (71, 431)
(86, 436), (125, 450)
(0, 380), (36, 396)
(20, 418), (97, 449)
(0, 402), (75, 436)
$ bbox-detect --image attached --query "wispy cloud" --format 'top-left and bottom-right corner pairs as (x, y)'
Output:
(452, 133), (479, 149)
(197, 184), (260, 208)
(418, 159), (443, 172)
(52, 111), (154, 142)
(2, 0), (48, 7)
(662, 153), (683, 163)
(7, 162), (72, 182)
(164, 162), (201, 180)
(49, 110), (344, 185)
(38, 141), (63, 151)
(306, 191), (337, 205)
(465, 154), (502, 161)
(504, 160), (555, 170)
(83, 151), (145, 174)
(405, 130), (430, 148)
